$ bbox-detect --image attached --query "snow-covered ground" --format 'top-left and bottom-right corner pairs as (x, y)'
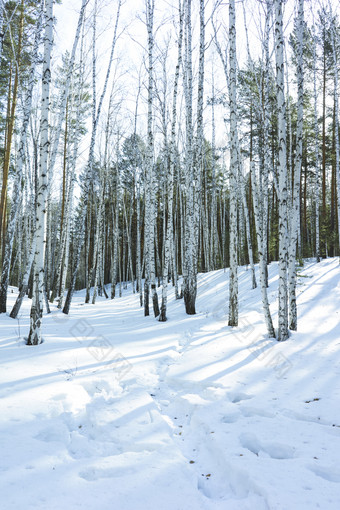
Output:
(1, 258), (340, 510)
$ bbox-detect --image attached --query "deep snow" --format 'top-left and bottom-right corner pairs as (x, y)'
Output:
(0, 258), (340, 509)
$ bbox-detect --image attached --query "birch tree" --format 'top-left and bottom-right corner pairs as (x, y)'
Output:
(328, 3), (340, 262)
(194, 0), (205, 268)
(288, 0), (304, 331)
(0, 0), (43, 313)
(275, 0), (289, 341)
(182, 0), (196, 315)
(143, 0), (159, 317)
(0, 0), (4, 62)
(63, 0), (122, 314)
(251, 163), (275, 338)
(311, 19), (321, 263)
(27, 0), (53, 345)
(159, 0), (183, 322)
(228, 0), (238, 327)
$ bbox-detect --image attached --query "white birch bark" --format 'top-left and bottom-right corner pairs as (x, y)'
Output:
(132, 85), (143, 306)
(57, 194), (72, 310)
(182, 0), (196, 315)
(239, 167), (257, 289)
(288, 0), (304, 331)
(329, 4), (340, 263)
(0, 0), (43, 313)
(251, 163), (275, 338)
(262, 0), (273, 288)
(193, 0), (205, 267)
(312, 25), (321, 263)
(159, 0), (183, 322)
(0, 0), (4, 62)
(210, 74), (218, 269)
(144, 0), (159, 317)
(10, 237), (36, 319)
(110, 178), (119, 300)
(275, 0), (289, 341)
(136, 172), (143, 306)
(228, 0), (238, 327)
(63, 0), (121, 314)
(27, 0), (53, 345)
(92, 95), (112, 305)
(48, 0), (88, 182)
(91, 189), (104, 305)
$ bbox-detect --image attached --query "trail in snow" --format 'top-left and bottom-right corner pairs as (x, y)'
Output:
(0, 258), (340, 509)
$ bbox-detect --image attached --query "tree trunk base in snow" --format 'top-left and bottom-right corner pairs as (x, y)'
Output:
(184, 287), (196, 315)
(152, 285), (160, 317)
(27, 307), (43, 346)
(228, 318), (238, 327)
(158, 300), (167, 322)
(63, 289), (72, 315)
(277, 327), (290, 341)
(0, 291), (7, 314)
(144, 281), (150, 316)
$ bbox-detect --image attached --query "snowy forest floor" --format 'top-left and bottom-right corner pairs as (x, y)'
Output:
(0, 258), (340, 510)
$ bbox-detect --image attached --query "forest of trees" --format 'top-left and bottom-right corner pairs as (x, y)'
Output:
(0, 0), (339, 345)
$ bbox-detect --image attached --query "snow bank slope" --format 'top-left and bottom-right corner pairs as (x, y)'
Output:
(0, 258), (340, 509)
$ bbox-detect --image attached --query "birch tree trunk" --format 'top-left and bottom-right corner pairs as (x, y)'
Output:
(288, 0), (304, 331)
(275, 0), (289, 341)
(159, 0), (183, 322)
(0, 0), (43, 313)
(210, 75), (218, 269)
(27, 0), (53, 345)
(239, 167), (257, 289)
(329, 5), (340, 262)
(228, 0), (238, 327)
(10, 238), (36, 319)
(0, 0), (24, 257)
(0, 0), (4, 62)
(182, 0), (196, 315)
(144, 0), (159, 317)
(193, 0), (205, 268)
(136, 176), (143, 306)
(110, 180), (119, 300)
(251, 164), (275, 338)
(47, 0), (88, 182)
(312, 26), (321, 263)
(262, 0), (273, 288)
(63, 0), (121, 314)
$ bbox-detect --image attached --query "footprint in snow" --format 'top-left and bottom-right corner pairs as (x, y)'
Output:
(228, 392), (254, 403)
(308, 464), (340, 483)
(239, 432), (295, 459)
(34, 423), (70, 444)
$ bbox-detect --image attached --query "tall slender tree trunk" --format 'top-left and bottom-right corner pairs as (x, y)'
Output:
(321, 25), (327, 257)
(330, 8), (340, 260)
(0, 1), (43, 313)
(27, 0), (53, 345)
(144, 0), (159, 318)
(240, 169), (257, 289)
(288, 0), (304, 331)
(159, 0), (183, 322)
(312, 25), (321, 262)
(275, 0), (289, 341)
(0, 0), (4, 62)
(182, 0), (196, 315)
(251, 164), (275, 338)
(228, 0), (238, 327)
(63, 0), (121, 314)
